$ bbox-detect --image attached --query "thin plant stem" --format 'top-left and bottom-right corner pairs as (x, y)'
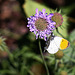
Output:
(23, 66), (34, 75)
(38, 38), (50, 75)
(56, 28), (66, 39)
(54, 59), (60, 71)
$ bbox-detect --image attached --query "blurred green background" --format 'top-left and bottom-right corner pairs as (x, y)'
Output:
(0, 0), (75, 75)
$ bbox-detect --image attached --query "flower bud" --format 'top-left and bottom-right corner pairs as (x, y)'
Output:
(31, 63), (46, 75)
(55, 50), (64, 59)
(59, 63), (64, 68)
(60, 71), (67, 75)
(51, 13), (63, 28)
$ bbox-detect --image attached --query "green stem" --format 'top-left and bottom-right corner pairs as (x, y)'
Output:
(56, 28), (66, 39)
(23, 66), (34, 75)
(38, 39), (50, 75)
(55, 59), (58, 71)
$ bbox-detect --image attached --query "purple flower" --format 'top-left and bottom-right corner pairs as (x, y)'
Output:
(27, 8), (56, 41)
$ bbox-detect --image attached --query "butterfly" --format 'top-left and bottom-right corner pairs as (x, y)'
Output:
(44, 33), (70, 54)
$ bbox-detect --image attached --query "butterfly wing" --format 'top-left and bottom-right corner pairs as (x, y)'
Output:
(46, 36), (62, 54)
(45, 35), (70, 54)
(44, 36), (51, 52)
(44, 33), (54, 52)
(60, 39), (70, 50)
(46, 39), (59, 54)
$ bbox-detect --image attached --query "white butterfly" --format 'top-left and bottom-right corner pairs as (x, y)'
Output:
(44, 34), (70, 54)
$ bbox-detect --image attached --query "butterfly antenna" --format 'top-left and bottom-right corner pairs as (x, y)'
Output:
(44, 49), (46, 52)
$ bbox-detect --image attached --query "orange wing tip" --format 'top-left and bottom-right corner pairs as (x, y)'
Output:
(60, 39), (70, 50)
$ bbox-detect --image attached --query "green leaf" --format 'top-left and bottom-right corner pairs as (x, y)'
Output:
(23, 52), (43, 63)
(23, 0), (54, 17)
(0, 46), (4, 51)
(58, 9), (61, 13)
(69, 29), (75, 42)
(62, 45), (75, 64)
(53, 25), (68, 38)
(63, 46), (73, 63)
(0, 70), (17, 75)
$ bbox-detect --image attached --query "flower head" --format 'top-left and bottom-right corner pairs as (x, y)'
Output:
(27, 8), (56, 41)
(51, 13), (63, 28)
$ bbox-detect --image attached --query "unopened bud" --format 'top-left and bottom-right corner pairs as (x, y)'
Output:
(60, 71), (67, 75)
(59, 63), (64, 68)
(55, 50), (64, 59)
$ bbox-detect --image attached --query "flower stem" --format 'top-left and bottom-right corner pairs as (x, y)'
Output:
(55, 59), (58, 71)
(38, 39), (50, 75)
